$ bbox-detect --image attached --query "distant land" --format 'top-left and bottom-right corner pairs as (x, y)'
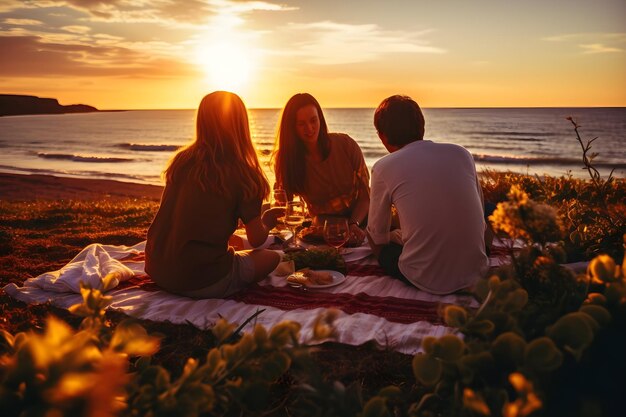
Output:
(0, 94), (98, 117)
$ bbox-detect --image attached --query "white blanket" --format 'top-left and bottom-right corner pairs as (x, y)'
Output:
(4, 240), (500, 355)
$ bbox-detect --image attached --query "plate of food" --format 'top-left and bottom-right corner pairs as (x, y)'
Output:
(299, 226), (325, 244)
(286, 268), (346, 289)
(282, 247), (346, 274)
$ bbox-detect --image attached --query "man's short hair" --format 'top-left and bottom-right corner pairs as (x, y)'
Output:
(374, 95), (425, 146)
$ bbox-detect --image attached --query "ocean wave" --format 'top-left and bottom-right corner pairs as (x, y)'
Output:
(38, 153), (134, 163)
(473, 154), (626, 169)
(0, 165), (160, 184)
(466, 131), (557, 137)
(254, 141), (275, 147)
(116, 143), (180, 152)
(362, 150), (388, 159)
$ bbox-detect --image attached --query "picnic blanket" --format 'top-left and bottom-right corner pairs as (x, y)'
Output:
(3, 241), (515, 355)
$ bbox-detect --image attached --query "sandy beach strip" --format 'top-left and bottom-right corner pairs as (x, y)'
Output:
(0, 172), (163, 201)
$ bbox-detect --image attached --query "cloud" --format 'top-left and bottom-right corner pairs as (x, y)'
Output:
(4, 0), (294, 26)
(543, 32), (626, 54)
(578, 43), (623, 54)
(61, 25), (91, 34)
(278, 20), (445, 65)
(543, 32), (626, 42)
(0, 0), (25, 13)
(0, 0), (296, 84)
(4, 18), (43, 25)
(214, 0), (297, 13)
(0, 35), (198, 78)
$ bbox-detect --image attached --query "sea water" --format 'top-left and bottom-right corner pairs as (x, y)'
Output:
(0, 107), (624, 186)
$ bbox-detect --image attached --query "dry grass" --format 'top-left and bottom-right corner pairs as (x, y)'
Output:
(0, 197), (412, 396)
(1, 170), (624, 407)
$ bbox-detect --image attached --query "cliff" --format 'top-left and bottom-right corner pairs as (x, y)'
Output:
(0, 94), (98, 117)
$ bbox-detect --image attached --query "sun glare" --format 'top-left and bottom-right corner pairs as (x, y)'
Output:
(196, 40), (255, 92)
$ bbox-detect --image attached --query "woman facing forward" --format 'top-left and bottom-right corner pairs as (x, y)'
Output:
(273, 93), (370, 245)
(145, 91), (282, 298)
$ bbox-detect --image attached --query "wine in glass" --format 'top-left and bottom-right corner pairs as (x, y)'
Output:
(323, 218), (349, 253)
(285, 200), (305, 249)
(270, 189), (288, 231)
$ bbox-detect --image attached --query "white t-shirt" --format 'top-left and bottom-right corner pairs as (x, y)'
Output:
(367, 140), (488, 294)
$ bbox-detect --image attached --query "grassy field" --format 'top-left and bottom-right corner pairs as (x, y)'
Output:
(0, 192), (413, 398)
(1, 171), (625, 416)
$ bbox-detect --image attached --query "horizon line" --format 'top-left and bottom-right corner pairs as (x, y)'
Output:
(100, 105), (626, 111)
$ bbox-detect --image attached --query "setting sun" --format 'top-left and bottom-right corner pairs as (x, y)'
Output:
(196, 40), (255, 92)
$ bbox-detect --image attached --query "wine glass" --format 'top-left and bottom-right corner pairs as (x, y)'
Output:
(270, 189), (288, 232)
(323, 218), (350, 253)
(285, 200), (305, 249)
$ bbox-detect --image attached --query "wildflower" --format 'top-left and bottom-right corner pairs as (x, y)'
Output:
(489, 185), (563, 245)
(503, 373), (542, 417)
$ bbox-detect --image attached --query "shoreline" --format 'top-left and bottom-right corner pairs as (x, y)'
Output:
(0, 172), (163, 201)
(1, 171), (622, 203)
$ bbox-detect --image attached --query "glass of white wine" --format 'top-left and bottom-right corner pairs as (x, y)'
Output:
(270, 189), (288, 232)
(285, 200), (305, 249)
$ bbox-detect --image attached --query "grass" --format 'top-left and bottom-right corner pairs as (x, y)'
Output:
(1, 171), (624, 416)
(0, 197), (413, 395)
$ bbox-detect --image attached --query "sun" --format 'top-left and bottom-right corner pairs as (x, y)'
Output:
(196, 40), (255, 92)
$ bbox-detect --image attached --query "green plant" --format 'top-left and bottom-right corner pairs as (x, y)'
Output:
(566, 117), (615, 193)
(361, 187), (625, 417)
(361, 247), (625, 417)
(0, 282), (367, 416)
(283, 246), (347, 273)
(0, 282), (160, 417)
(479, 119), (625, 263)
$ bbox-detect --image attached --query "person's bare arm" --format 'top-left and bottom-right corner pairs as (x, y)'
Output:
(347, 181), (369, 245)
(245, 207), (284, 247)
(351, 180), (369, 226)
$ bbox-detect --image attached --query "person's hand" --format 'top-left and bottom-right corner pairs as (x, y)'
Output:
(347, 223), (366, 247)
(262, 207), (285, 230)
(389, 228), (403, 245)
(228, 234), (245, 250)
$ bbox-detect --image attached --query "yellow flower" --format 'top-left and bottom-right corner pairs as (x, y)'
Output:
(489, 186), (563, 244)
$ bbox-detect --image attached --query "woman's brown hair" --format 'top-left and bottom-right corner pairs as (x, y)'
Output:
(272, 93), (330, 194)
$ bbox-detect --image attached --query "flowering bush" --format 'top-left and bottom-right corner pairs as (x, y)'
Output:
(0, 283), (159, 417)
(1, 283), (365, 417)
(489, 185), (563, 245)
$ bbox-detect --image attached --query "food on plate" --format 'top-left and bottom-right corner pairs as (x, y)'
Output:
(283, 247), (346, 274)
(299, 226), (324, 243)
(287, 268), (334, 286)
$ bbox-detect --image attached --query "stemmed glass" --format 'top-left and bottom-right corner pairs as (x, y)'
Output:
(285, 200), (305, 249)
(270, 189), (288, 232)
(323, 218), (350, 253)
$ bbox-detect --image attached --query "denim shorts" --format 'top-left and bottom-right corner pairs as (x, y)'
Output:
(176, 251), (256, 299)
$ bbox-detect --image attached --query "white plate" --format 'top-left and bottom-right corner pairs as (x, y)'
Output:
(289, 270), (347, 289)
(309, 270), (347, 288)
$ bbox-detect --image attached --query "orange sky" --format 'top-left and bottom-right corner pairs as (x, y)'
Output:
(1, 0), (625, 109)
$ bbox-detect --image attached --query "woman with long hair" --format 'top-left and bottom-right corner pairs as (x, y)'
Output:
(273, 93), (370, 245)
(145, 91), (282, 298)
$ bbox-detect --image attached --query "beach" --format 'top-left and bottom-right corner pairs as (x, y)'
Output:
(0, 172), (163, 201)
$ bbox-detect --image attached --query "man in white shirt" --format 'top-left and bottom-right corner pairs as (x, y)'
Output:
(366, 95), (488, 294)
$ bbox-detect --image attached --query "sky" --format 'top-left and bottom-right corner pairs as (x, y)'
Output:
(0, 0), (625, 109)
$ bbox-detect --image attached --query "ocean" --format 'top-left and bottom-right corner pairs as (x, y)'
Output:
(0, 107), (624, 186)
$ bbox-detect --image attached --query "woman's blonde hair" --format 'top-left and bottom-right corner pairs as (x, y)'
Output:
(165, 91), (269, 201)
